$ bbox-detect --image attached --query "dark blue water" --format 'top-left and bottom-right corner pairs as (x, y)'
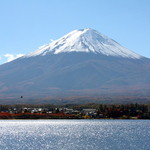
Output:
(0, 120), (150, 150)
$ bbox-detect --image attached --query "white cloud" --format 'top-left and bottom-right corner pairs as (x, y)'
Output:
(4, 54), (24, 62)
(50, 39), (54, 42)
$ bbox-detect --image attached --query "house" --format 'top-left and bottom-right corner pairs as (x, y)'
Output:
(82, 109), (97, 115)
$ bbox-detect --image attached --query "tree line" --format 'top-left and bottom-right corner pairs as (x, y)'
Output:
(0, 103), (150, 119)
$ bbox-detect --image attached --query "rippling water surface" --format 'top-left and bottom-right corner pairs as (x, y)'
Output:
(0, 120), (150, 150)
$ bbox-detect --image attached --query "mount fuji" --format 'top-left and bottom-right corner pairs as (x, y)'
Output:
(0, 28), (150, 103)
(26, 28), (141, 58)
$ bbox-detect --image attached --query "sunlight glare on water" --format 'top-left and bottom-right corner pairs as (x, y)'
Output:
(0, 120), (150, 150)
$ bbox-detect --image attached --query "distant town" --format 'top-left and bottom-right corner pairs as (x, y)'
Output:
(0, 103), (150, 119)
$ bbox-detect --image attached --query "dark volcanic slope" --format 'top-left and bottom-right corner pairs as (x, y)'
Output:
(0, 52), (150, 98)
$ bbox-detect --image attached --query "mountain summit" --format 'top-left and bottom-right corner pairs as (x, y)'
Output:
(0, 28), (150, 103)
(26, 28), (142, 59)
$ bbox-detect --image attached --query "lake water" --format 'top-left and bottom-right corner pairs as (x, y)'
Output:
(0, 120), (150, 150)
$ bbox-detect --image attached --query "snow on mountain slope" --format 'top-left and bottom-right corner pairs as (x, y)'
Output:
(25, 28), (142, 59)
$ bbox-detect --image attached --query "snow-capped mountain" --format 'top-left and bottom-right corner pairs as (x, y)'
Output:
(26, 28), (142, 59)
(0, 28), (150, 104)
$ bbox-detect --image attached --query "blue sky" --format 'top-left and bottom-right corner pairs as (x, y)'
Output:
(0, 0), (150, 64)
